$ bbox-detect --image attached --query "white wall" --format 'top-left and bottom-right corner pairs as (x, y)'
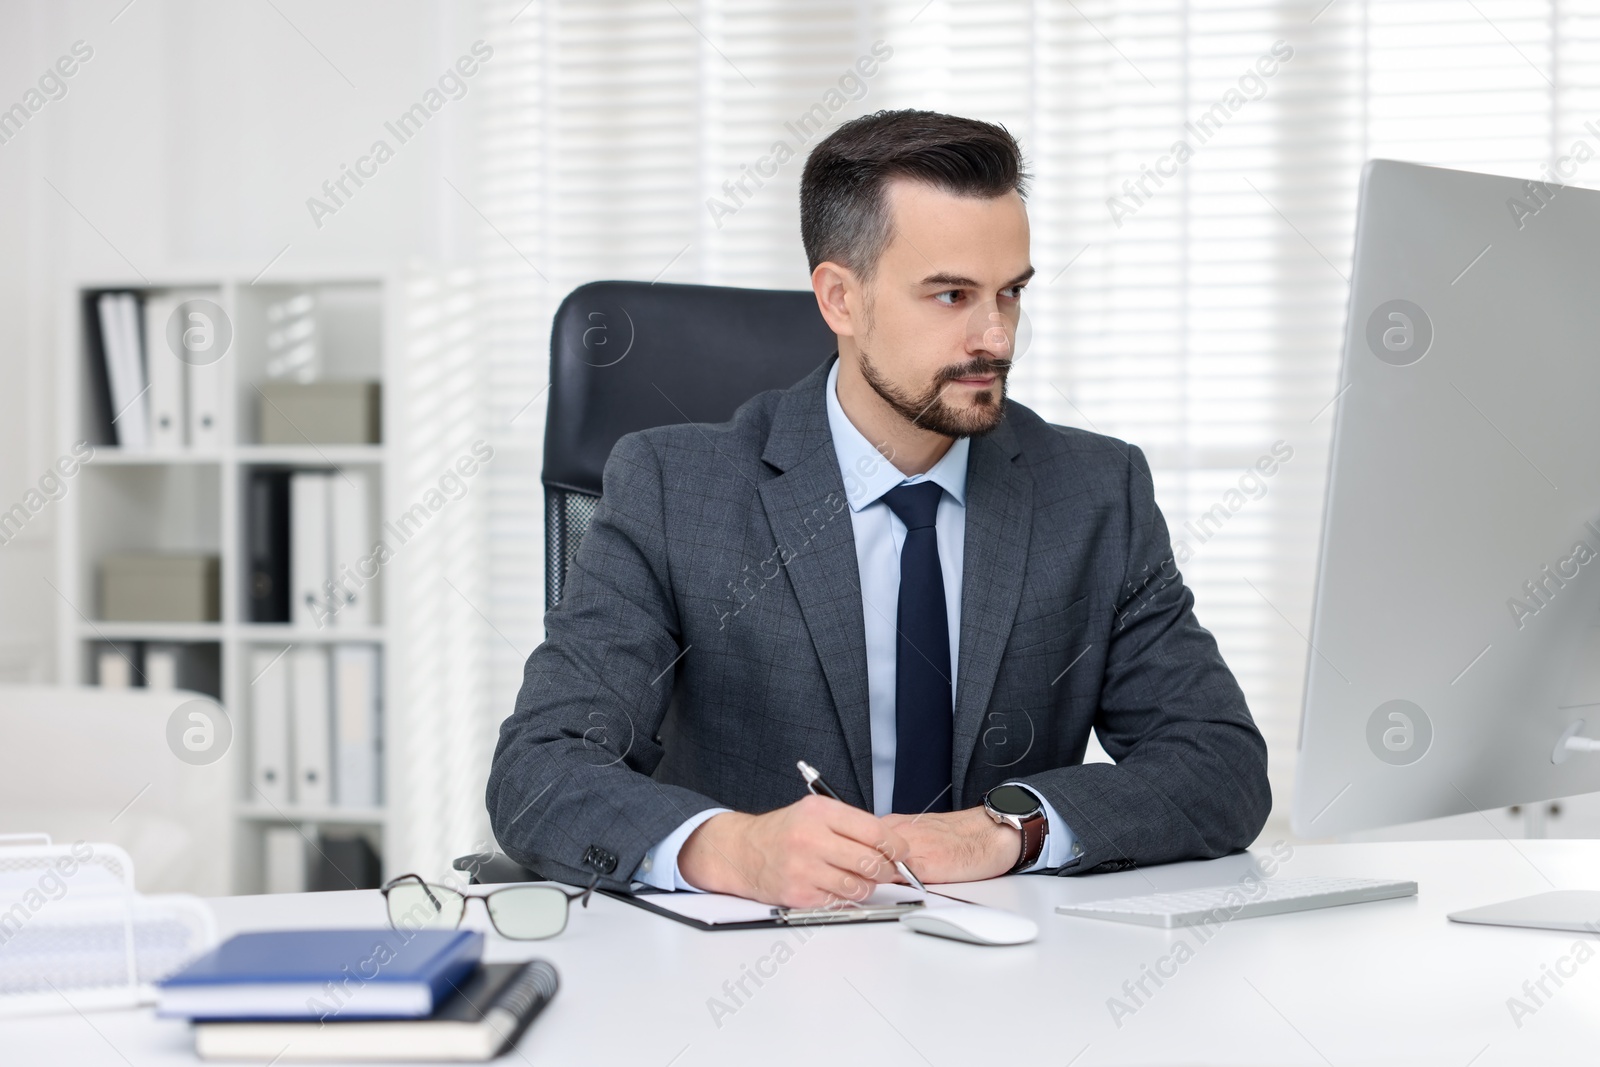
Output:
(0, 0), (485, 680)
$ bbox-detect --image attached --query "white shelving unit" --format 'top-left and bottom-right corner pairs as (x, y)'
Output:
(56, 268), (409, 895)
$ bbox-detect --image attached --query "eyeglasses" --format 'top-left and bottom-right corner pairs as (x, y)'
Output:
(380, 874), (592, 940)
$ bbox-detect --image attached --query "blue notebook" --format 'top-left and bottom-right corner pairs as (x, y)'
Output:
(158, 929), (483, 1021)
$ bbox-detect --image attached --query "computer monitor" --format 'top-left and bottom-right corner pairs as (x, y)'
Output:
(1293, 160), (1600, 878)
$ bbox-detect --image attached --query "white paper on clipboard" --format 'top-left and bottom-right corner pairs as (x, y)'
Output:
(639, 882), (939, 925)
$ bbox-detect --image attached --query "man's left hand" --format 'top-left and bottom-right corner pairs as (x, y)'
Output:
(881, 806), (1022, 884)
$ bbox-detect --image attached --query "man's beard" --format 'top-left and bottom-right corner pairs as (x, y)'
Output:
(858, 347), (1012, 439)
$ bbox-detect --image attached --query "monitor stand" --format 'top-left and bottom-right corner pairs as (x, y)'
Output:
(1445, 723), (1600, 933)
(1448, 892), (1600, 934)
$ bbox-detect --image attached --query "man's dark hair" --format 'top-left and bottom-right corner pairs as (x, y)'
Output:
(800, 109), (1028, 280)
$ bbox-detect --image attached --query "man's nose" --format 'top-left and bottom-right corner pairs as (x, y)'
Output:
(968, 302), (1014, 357)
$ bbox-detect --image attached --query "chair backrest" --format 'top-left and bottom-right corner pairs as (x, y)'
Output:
(0, 685), (235, 896)
(542, 280), (835, 608)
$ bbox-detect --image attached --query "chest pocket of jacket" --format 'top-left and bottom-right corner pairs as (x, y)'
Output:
(1005, 595), (1088, 656)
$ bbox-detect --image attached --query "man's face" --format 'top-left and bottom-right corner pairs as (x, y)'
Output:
(854, 179), (1033, 438)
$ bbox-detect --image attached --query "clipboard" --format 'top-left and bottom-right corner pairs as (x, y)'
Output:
(600, 883), (929, 932)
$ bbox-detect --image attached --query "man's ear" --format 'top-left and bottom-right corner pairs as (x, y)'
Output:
(811, 261), (860, 339)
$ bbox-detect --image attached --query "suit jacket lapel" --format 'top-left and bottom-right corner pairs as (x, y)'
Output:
(758, 360), (875, 806)
(951, 416), (1032, 805)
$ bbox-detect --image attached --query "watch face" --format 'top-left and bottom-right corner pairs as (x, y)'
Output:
(987, 784), (1040, 818)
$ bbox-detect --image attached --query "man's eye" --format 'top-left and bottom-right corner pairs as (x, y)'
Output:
(1001, 285), (1026, 300)
(934, 290), (963, 306)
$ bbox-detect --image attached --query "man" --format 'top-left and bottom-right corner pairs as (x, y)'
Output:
(489, 109), (1270, 908)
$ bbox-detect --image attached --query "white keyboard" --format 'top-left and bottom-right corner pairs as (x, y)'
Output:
(1056, 876), (1417, 929)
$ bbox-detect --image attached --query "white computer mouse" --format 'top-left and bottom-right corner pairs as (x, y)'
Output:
(900, 902), (1039, 945)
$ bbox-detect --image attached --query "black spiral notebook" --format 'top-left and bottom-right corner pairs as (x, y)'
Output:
(192, 960), (558, 1062)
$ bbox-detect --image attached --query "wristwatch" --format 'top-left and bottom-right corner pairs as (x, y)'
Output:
(983, 784), (1048, 874)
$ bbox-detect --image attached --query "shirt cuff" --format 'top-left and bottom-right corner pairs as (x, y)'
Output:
(1006, 782), (1081, 872)
(630, 808), (732, 891)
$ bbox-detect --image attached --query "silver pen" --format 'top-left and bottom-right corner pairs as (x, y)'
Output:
(796, 759), (926, 893)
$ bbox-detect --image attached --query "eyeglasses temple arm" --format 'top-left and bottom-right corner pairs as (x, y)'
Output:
(382, 873), (445, 914)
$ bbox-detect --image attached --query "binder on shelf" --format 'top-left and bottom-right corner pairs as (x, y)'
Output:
(289, 472), (332, 629)
(145, 644), (180, 691)
(98, 291), (149, 450)
(97, 644), (138, 689)
(247, 470), (292, 624)
(329, 470), (372, 627)
(310, 831), (382, 891)
(262, 826), (307, 895)
(187, 356), (224, 452)
(249, 646), (292, 807)
(117, 292), (148, 448)
(143, 293), (186, 452)
(178, 291), (226, 451)
(333, 644), (381, 808)
(289, 645), (332, 807)
(81, 292), (117, 446)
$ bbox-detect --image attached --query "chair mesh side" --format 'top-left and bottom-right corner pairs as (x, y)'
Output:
(545, 487), (599, 610)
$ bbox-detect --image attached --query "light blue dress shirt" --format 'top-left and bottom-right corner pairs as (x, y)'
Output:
(632, 361), (1075, 889)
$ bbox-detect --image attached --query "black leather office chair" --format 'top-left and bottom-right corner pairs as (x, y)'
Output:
(542, 279), (836, 608)
(460, 279), (834, 883)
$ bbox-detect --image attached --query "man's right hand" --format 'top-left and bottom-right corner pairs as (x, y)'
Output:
(677, 795), (910, 908)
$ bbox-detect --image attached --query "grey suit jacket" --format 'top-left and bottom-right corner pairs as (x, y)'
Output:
(489, 358), (1270, 888)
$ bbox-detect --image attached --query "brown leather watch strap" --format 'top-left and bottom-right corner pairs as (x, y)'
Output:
(1009, 808), (1047, 873)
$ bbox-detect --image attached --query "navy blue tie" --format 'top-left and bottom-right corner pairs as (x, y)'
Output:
(883, 482), (953, 814)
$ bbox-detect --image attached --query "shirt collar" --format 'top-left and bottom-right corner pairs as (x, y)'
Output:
(825, 359), (970, 514)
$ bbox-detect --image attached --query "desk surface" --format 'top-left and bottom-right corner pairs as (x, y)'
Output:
(7, 840), (1600, 1066)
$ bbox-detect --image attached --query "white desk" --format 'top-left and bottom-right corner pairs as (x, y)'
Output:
(7, 840), (1600, 1066)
